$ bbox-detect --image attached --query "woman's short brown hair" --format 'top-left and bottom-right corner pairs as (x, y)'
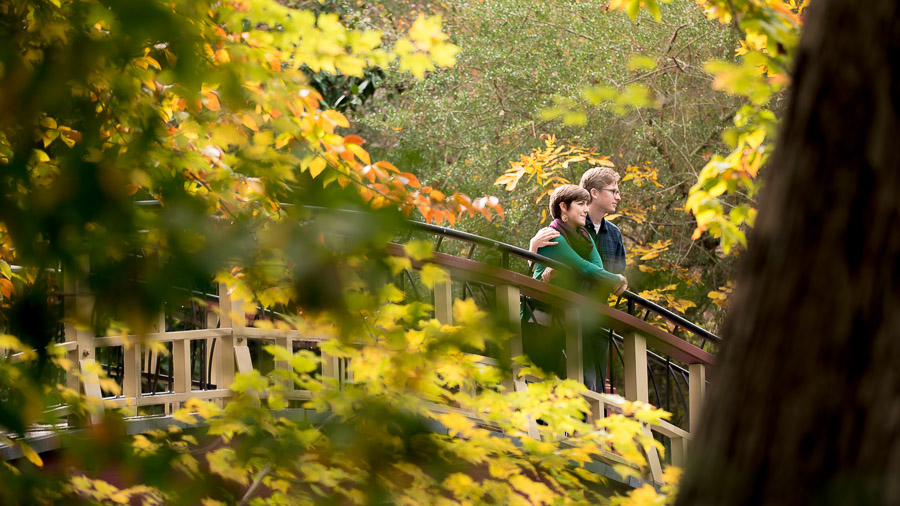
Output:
(548, 184), (590, 219)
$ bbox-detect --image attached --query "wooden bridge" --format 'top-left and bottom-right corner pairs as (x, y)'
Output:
(1, 213), (716, 487)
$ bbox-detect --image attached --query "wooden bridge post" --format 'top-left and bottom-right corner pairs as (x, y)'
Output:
(434, 280), (453, 325)
(218, 282), (253, 391)
(64, 259), (103, 424)
(496, 285), (538, 438)
(623, 331), (648, 403)
(495, 285), (522, 358)
(565, 307), (583, 384)
(623, 330), (663, 483)
(689, 363), (707, 436)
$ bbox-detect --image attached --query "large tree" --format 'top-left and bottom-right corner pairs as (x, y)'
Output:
(676, 0), (900, 504)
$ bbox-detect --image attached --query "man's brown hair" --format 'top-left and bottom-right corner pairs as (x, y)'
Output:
(548, 184), (590, 219)
(579, 167), (620, 195)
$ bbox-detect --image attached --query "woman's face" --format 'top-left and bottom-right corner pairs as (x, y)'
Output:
(561, 199), (588, 227)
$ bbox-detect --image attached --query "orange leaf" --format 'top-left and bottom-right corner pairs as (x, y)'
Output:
(344, 135), (365, 145)
(374, 161), (399, 173)
(267, 55), (282, 72)
(204, 92), (221, 111)
(345, 143), (370, 165)
(241, 114), (259, 132)
(322, 110), (349, 129)
(398, 172), (421, 188)
(214, 48), (231, 63)
(0, 278), (14, 298)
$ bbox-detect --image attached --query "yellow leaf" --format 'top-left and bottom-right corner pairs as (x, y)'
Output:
(403, 240), (434, 261)
(430, 42), (460, 68)
(322, 110), (350, 129)
(386, 256), (412, 276)
(419, 264), (449, 289)
(33, 149), (50, 163)
(399, 53), (434, 80)
(18, 442), (43, 467)
(437, 411), (474, 437)
(309, 157), (327, 178)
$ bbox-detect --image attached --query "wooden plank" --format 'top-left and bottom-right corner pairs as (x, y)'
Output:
(670, 437), (687, 467)
(91, 328), (232, 348)
(123, 342), (143, 414)
(689, 363), (707, 436)
(104, 389), (233, 408)
(623, 332), (648, 403)
(496, 284), (522, 394)
(172, 338), (192, 408)
(434, 280), (453, 325)
(235, 339), (253, 374)
(79, 360), (104, 425)
(565, 307), (584, 384)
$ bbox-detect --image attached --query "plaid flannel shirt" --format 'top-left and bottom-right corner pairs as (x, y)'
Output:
(584, 214), (626, 275)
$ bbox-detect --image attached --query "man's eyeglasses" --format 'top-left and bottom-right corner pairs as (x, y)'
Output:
(600, 188), (621, 197)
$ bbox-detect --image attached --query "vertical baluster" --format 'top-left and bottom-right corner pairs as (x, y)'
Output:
(433, 280), (453, 325)
(274, 335), (293, 394)
(623, 330), (662, 483)
(217, 282), (239, 389)
(496, 285), (522, 392)
(206, 310), (218, 389)
(564, 307), (583, 384)
(495, 284), (537, 438)
(123, 340), (143, 415)
(689, 363), (707, 436)
(173, 337), (191, 410)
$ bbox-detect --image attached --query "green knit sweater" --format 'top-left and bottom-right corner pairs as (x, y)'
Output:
(533, 233), (621, 290)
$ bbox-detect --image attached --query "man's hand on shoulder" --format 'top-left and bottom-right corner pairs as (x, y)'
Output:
(529, 227), (559, 253)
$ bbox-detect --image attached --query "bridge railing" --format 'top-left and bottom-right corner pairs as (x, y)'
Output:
(7, 211), (716, 484)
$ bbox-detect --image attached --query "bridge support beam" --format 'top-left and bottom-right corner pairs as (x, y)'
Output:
(689, 363), (707, 436)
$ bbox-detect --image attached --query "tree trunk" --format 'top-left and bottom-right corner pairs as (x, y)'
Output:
(676, 1), (900, 505)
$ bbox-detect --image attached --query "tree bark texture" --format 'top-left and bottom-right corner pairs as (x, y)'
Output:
(676, 1), (900, 505)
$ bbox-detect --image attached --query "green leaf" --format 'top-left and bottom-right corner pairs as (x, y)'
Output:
(230, 370), (268, 393)
(625, 0), (641, 20)
(626, 54), (657, 72)
(645, 0), (661, 22)
(264, 344), (293, 362)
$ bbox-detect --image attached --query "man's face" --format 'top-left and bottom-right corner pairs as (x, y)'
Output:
(589, 182), (621, 216)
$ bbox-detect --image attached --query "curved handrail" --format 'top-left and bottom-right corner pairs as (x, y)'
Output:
(130, 200), (719, 344)
(391, 246), (713, 366)
(405, 220), (720, 345)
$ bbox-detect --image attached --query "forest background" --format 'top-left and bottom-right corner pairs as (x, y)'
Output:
(0, 0), (805, 503)
(332, 0), (783, 333)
